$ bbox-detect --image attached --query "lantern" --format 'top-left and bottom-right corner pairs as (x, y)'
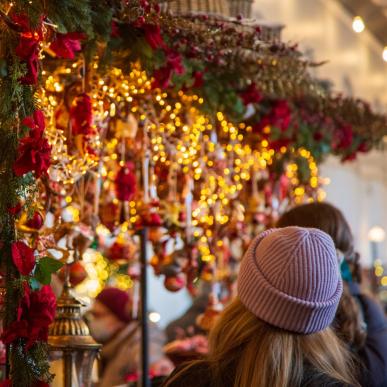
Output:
(48, 280), (101, 387)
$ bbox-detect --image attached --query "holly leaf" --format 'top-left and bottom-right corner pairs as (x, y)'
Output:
(35, 257), (63, 285)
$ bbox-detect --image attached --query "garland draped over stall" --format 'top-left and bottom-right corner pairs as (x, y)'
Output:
(0, 0), (386, 385)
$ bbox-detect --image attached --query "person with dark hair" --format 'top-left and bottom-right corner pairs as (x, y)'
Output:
(277, 202), (387, 387)
(163, 228), (358, 387)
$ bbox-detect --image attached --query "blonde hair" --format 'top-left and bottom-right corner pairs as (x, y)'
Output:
(167, 298), (358, 387)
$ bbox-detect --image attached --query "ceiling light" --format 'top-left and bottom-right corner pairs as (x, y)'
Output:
(352, 16), (365, 33)
(383, 46), (387, 62)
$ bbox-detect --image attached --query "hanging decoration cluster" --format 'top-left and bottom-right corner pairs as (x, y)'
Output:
(0, 0), (386, 385)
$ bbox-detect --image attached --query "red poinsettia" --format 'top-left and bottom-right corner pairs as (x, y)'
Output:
(11, 241), (36, 276)
(70, 93), (93, 135)
(13, 110), (51, 178)
(240, 83), (262, 105)
(152, 50), (185, 89)
(2, 285), (56, 349)
(333, 123), (353, 151)
(255, 100), (292, 133)
(143, 23), (166, 50)
(49, 32), (86, 59)
(13, 14), (43, 85)
(115, 162), (137, 201)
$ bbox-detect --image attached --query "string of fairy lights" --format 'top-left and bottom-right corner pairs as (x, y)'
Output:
(38, 60), (327, 297)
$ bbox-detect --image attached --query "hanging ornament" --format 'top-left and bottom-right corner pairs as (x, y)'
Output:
(115, 161), (137, 201)
(58, 261), (88, 287)
(70, 93), (94, 155)
(164, 274), (186, 292)
(17, 210), (45, 233)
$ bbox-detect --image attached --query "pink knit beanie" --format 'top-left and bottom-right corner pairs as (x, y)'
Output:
(238, 227), (342, 334)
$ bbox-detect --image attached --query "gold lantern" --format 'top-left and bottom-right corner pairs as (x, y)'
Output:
(48, 279), (101, 387)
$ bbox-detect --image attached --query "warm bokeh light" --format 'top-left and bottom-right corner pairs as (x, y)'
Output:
(352, 16), (365, 33)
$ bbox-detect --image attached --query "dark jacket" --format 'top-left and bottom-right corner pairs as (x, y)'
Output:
(349, 282), (387, 387)
(162, 361), (350, 387)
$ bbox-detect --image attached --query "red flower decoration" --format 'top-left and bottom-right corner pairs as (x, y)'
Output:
(2, 285), (56, 349)
(240, 83), (262, 105)
(152, 50), (185, 89)
(137, 212), (162, 228)
(192, 71), (204, 88)
(143, 24), (165, 50)
(8, 202), (22, 216)
(13, 14), (43, 85)
(11, 241), (36, 276)
(267, 138), (293, 151)
(255, 100), (292, 133)
(115, 162), (137, 201)
(333, 124), (353, 151)
(108, 241), (133, 262)
(13, 110), (51, 178)
(49, 32), (86, 59)
(70, 93), (93, 135)
(111, 20), (120, 38)
(357, 141), (368, 153)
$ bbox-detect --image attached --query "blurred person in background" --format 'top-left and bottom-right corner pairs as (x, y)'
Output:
(277, 202), (387, 387)
(86, 287), (173, 387)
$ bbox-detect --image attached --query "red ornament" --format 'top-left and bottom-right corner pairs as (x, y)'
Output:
(164, 274), (186, 292)
(26, 211), (44, 230)
(11, 241), (36, 276)
(49, 32), (86, 59)
(108, 241), (134, 262)
(58, 262), (87, 286)
(137, 211), (162, 228)
(2, 285), (56, 349)
(115, 162), (137, 201)
(70, 94), (93, 136)
(13, 110), (51, 178)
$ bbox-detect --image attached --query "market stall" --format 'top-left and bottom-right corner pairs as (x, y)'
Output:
(0, 0), (386, 386)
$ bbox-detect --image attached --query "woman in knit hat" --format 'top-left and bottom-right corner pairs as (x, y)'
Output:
(163, 227), (358, 387)
(277, 202), (387, 387)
